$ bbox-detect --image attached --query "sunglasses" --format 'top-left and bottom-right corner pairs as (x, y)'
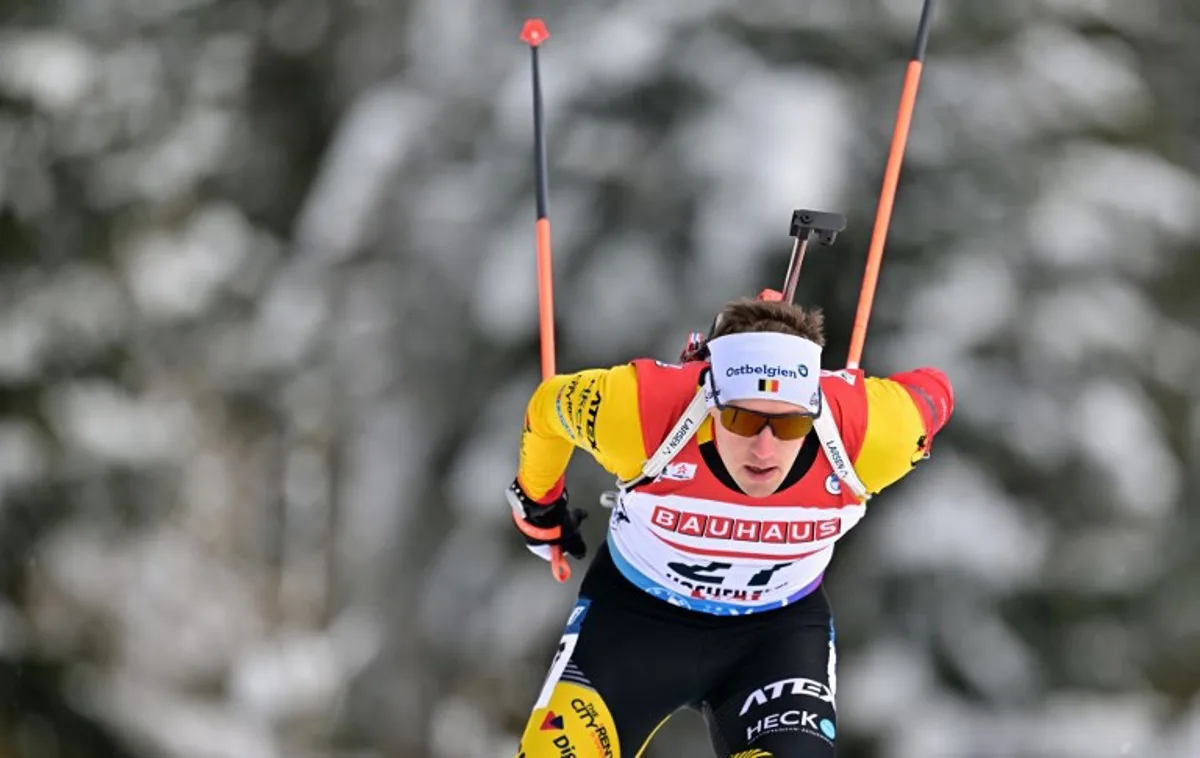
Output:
(716, 404), (815, 441)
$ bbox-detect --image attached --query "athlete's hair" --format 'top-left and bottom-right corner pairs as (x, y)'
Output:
(709, 298), (826, 347)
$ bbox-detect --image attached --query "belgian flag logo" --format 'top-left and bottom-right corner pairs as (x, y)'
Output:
(758, 378), (780, 393)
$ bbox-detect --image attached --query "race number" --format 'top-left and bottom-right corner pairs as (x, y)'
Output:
(665, 561), (793, 588)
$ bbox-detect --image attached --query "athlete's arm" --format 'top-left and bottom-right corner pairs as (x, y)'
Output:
(518, 364), (648, 502)
(853, 368), (955, 494)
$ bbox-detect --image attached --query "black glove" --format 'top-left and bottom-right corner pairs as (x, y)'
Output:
(506, 479), (588, 561)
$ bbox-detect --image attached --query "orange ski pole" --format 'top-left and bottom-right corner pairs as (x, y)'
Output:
(520, 18), (570, 584)
(847, 0), (936, 370)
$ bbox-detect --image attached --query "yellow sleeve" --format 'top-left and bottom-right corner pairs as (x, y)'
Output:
(517, 364), (648, 500)
(854, 377), (929, 494)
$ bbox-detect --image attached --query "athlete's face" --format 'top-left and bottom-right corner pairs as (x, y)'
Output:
(710, 398), (811, 497)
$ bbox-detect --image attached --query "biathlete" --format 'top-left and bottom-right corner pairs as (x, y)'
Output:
(508, 296), (954, 757)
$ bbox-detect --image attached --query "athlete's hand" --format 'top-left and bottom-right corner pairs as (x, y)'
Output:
(506, 479), (589, 562)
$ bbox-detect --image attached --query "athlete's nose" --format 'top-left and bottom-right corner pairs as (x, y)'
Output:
(750, 425), (777, 459)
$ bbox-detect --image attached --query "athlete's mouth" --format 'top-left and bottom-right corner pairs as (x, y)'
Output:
(744, 464), (777, 479)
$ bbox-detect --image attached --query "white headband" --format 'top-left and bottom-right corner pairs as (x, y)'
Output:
(705, 332), (823, 415)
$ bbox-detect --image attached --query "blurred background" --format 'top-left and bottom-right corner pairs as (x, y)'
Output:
(0, 0), (1197, 756)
